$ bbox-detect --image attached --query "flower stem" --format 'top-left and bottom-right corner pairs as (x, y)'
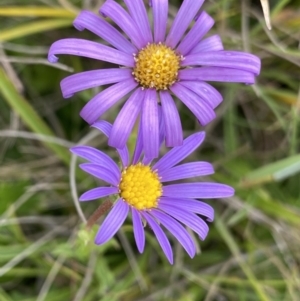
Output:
(86, 200), (113, 230)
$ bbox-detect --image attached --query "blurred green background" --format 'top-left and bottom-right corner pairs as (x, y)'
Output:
(0, 0), (300, 300)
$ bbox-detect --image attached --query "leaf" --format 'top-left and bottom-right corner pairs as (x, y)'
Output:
(260, 0), (272, 29)
(264, 88), (300, 107)
(215, 216), (271, 301)
(0, 67), (70, 165)
(0, 19), (72, 41)
(0, 7), (76, 18)
(240, 154), (300, 187)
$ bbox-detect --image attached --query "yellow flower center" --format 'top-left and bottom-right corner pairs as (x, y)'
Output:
(133, 43), (181, 90)
(119, 163), (162, 210)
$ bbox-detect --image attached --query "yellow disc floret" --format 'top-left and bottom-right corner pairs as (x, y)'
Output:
(133, 43), (181, 90)
(119, 163), (162, 210)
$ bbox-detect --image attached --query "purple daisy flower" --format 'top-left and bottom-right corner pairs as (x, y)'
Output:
(49, 0), (261, 160)
(70, 121), (234, 264)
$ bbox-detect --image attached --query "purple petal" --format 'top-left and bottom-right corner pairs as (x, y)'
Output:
(160, 91), (183, 147)
(132, 119), (143, 164)
(80, 79), (138, 124)
(163, 183), (235, 199)
(70, 146), (120, 178)
(159, 197), (214, 222)
(124, 0), (152, 43)
(141, 212), (173, 264)
(179, 67), (256, 84)
(142, 104), (165, 166)
(142, 156), (153, 166)
(91, 120), (112, 137)
(142, 89), (159, 160)
(158, 105), (165, 147)
(176, 11), (214, 56)
(131, 208), (145, 253)
(151, 209), (196, 258)
(79, 187), (118, 201)
(100, 1), (146, 49)
(153, 131), (205, 173)
(109, 88), (144, 149)
(179, 81), (223, 109)
(170, 83), (216, 126)
(92, 121), (130, 168)
(159, 162), (214, 182)
(48, 39), (134, 67)
(61, 69), (132, 98)
(157, 203), (209, 240)
(80, 163), (120, 186)
(95, 199), (129, 245)
(189, 34), (224, 54)
(152, 0), (168, 43)
(73, 10), (136, 54)
(182, 51), (261, 75)
(166, 0), (204, 48)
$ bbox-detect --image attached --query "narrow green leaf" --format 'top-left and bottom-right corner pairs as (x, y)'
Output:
(0, 67), (70, 165)
(251, 189), (300, 226)
(215, 216), (271, 301)
(0, 7), (76, 18)
(0, 19), (72, 41)
(224, 87), (238, 154)
(241, 154), (300, 187)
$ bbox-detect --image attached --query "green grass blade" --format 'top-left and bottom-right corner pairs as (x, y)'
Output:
(0, 19), (72, 41)
(241, 154), (300, 187)
(0, 67), (70, 165)
(215, 216), (271, 301)
(0, 7), (76, 18)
